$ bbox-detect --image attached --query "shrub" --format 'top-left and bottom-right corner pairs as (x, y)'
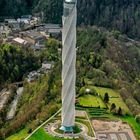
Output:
(28, 128), (32, 134)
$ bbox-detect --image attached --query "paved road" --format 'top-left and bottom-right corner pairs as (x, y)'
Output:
(7, 87), (24, 120)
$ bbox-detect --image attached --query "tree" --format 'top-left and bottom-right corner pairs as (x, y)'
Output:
(81, 78), (85, 87)
(110, 103), (116, 112)
(0, 0), (140, 39)
(0, 132), (4, 140)
(28, 128), (32, 134)
(117, 107), (123, 116)
(135, 114), (140, 124)
(0, 44), (40, 86)
(104, 92), (109, 103)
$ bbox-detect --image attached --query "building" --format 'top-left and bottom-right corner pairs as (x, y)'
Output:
(9, 22), (20, 31)
(12, 37), (29, 47)
(44, 24), (61, 29)
(0, 25), (11, 38)
(47, 28), (61, 38)
(30, 45), (42, 51)
(60, 0), (77, 132)
(27, 71), (40, 83)
(21, 30), (46, 45)
(42, 62), (53, 70)
(19, 15), (32, 24)
(45, 24), (61, 39)
(35, 24), (61, 39)
(4, 19), (17, 24)
(7, 36), (14, 42)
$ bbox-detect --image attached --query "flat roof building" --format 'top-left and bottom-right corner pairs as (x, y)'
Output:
(12, 37), (28, 47)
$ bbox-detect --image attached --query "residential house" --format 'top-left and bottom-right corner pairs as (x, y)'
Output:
(42, 62), (53, 71)
(21, 30), (46, 45)
(27, 71), (40, 83)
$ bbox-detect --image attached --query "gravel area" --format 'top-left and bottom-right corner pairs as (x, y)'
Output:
(92, 120), (136, 140)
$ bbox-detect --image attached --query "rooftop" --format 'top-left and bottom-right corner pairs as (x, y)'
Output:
(13, 37), (27, 44)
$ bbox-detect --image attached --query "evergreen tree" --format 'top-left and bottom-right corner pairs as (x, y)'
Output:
(104, 92), (109, 103)
(82, 78), (85, 87)
(110, 103), (116, 112)
(117, 107), (123, 116)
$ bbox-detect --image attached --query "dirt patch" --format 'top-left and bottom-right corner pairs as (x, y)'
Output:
(92, 120), (136, 140)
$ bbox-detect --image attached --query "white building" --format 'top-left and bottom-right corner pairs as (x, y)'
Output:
(42, 62), (52, 70)
(12, 37), (28, 47)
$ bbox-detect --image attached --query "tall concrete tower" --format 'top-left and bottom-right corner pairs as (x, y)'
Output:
(60, 0), (77, 132)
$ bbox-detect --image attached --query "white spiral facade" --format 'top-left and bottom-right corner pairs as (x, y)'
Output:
(61, 0), (77, 128)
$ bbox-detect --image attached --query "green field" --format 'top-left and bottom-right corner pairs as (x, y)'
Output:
(28, 128), (83, 140)
(120, 116), (140, 139)
(6, 128), (29, 140)
(28, 128), (62, 140)
(76, 118), (94, 137)
(5, 123), (82, 140)
(93, 86), (130, 114)
(78, 94), (106, 108)
(78, 86), (130, 114)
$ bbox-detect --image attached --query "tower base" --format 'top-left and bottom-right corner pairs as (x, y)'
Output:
(60, 126), (73, 133)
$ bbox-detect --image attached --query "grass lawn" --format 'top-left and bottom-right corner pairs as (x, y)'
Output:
(78, 94), (106, 108)
(6, 128), (29, 140)
(93, 86), (130, 114)
(28, 128), (62, 140)
(76, 118), (94, 137)
(120, 116), (140, 139)
(28, 128), (83, 140)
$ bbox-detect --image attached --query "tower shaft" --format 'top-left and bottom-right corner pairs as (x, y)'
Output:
(61, 0), (77, 131)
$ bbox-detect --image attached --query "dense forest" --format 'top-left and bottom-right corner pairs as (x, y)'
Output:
(0, 44), (40, 88)
(0, 38), (61, 89)
(0, 0), (140, 40)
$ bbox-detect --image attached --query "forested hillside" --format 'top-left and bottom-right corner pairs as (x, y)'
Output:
(0, 0), (37, 18)
(76, 27), (140, 115)
(0, 27), (140, 139)
(0, 44), (40, 88)
(0, 0), (140, 40)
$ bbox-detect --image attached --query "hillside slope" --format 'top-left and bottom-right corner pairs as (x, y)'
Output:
(0, 27), (140, 139)
(77, 27), (140, 115)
